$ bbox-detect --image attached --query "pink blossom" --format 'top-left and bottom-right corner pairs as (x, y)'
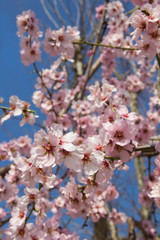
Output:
(90, 200), (106, 222)
(88, 80), (117, 108)
(109, 208), (127, 225)
(20, 111), (38, 127)
(1, 96), (23, 124)
(155, 141), (160, 152)
(149, 179), (160, 198)
(80, 138), (104, 176)
(139, 191), (152, 207)
(103, 119), (133, 146)
(9, 203), (28, 227)
(43, 27), (75, 60)
(66, 26), (80, 41)
(30, 126), (59, 168)
(95, 5), (105, 19)
(87, 48), (93, 56)
(107, 1), (124, 17)
(105, 185), (119, 201)
(43, 218), (59, 239)
(43, 28), (59, 56)
(32, 90), (44, 107)
(142, 220), (156, 238)
(126, 74), (145, 92)
(21, 41), (41, 66)
(16, 10), (41, 38)
(62, 147), (84, 171)
(0, 208), (6, 220)
(24, 187), (39, 202)
(137, 38), (157, 59)
(130, 10), (148, 41)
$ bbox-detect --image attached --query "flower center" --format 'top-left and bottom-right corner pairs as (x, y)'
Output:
(60, 149), (70, 157)
(82, 153), (91, 163)
(114, 130), (124, 140)
(58, 35), (64, 41)
(18, 229), (25, 236)
(103, 160), (109, 168)
(43, 142), (55, 155)
(95, 145), (103, 151)
(19, 211), (25, 219)
(29, 193), (36, 201)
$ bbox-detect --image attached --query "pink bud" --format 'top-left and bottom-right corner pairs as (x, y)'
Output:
(87, 49), (93, 56)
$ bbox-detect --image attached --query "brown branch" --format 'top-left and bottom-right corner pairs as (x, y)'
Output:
(130, 92), (149, 220)
(0, 164), (11, 178)
(134, 145), (156, 152)
(0, 217), (10, 227)
(89, 56), (101, 79)
(72, 40), (138, 51)
(134, 219), (150, 239)
(93, 217), (109, 240)
(156, 54), (160, 97)
(128, 217), (136, 240)
(80, 0), (109, 100)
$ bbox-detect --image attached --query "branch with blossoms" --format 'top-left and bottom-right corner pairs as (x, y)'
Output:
(1, 1), (160, 240)
(0, 143), (158, 180)
(0, 96), (38, 127)
(72, 39), (138, 51)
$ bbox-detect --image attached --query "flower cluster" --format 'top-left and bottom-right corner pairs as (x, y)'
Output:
(43, 26), (80, 61)
(130, 4), (160, 59)
(17, 10), (42, 66)
(0, 95), (38, 126)
(1, 1), (160, 239)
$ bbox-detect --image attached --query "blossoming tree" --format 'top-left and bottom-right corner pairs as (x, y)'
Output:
(0, 0), (160, 239)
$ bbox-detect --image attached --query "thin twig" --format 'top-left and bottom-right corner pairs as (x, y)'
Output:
(72, 40), (138, 51)
(40, 0), (59, 28)
(80, 0), (109, 100)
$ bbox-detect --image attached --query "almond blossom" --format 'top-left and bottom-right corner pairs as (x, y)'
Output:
(103, 119), (135, 146)
(1, 2), (160, 239)
(30, 127), (59, 168)
(0, 96), (23, 124)
(43, 26), (79, 60)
